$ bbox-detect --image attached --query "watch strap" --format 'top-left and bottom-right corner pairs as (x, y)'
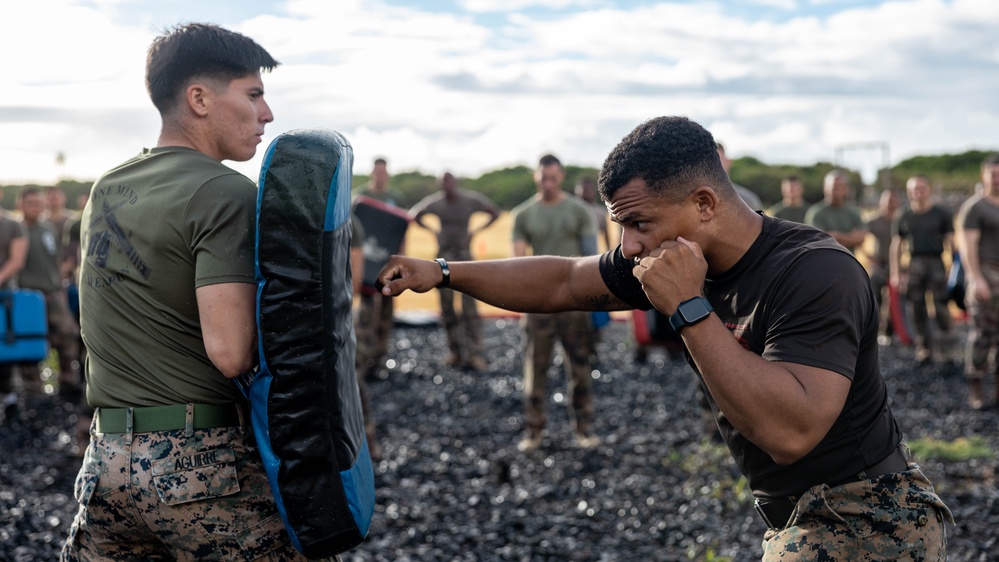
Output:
(434, 258), (450, 288)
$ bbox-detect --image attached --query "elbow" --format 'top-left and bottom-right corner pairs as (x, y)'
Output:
(769, 448), (808, 466)
(745, 425), (820, 466)
(207, 345), (254, 379)
(765, 434), (821, 466)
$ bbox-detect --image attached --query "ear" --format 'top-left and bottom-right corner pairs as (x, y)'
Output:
(689, 186), (719, 222)
(185, 83), (210, 117)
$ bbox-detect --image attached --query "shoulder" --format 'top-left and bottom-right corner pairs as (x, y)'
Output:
(511, 195), (540, 216)
(563, 195), (592, 214)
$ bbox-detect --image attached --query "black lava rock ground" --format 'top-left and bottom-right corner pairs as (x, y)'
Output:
(2, 319), (997, 561)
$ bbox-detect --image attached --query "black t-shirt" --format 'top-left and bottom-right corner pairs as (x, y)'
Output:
(894, 205), (953, 257)
(599, 216), (901, 498)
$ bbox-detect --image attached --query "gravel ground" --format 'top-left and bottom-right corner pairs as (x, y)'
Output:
(2, 319), (997, 561)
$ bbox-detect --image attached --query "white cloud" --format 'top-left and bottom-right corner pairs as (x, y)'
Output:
(2, 0), (998, 187)
(458, 0), (600, 13)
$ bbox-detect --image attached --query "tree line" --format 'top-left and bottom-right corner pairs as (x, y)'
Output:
(2, 149), (993, 213)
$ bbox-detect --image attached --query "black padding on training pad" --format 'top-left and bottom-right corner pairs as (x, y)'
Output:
(254, 128), (374, 558)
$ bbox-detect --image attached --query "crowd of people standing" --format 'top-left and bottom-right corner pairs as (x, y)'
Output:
(0, 22), (993, 560)
(0, 185), (89, 451)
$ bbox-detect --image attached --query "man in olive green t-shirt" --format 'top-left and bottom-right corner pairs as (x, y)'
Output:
(511, 154), (600, 453)
(17, 188), (80, 399)
(61, 24), (329, 562)
(805, 170), (867, 253)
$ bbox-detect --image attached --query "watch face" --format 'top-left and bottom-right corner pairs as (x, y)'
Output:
(680, 298), (712, 323)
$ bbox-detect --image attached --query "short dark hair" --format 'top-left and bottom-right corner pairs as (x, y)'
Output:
(982, 154), (999, 170)
(374, 158), (387, 166)
(538, 154), (562, 169)
(19, 187), (41, 200)
(146, 23), (279, 114)
(783, 175), (800, 183)
(598, 116), (733, 203)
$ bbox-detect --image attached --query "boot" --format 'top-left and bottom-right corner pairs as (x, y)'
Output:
(968, 379), (986, 411)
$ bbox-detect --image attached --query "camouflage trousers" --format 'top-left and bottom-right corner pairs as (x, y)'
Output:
(522, 312), (595, 436)
(902, 255), (954, 359)
(761, 462), (953, 561)
(437, 247), (482, 363)
(965, 260), (999, 380)
(61, 417), (334, 561)
(355, 290), (394, 378)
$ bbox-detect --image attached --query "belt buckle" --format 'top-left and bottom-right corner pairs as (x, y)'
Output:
(754, 499), (778, 530)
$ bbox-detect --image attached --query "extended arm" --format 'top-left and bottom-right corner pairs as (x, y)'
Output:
(378, 254), (631, 313)
(197, 282), (256, 378)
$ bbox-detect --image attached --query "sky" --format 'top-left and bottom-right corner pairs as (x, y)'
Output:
(2, 0), (997, 186)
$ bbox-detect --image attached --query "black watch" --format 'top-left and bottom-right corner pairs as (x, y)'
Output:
(668, 296), (714, 333)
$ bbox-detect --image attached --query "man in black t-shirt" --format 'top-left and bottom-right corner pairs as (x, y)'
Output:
(377, 116), (952, 560)
(890, 175), (957, 366)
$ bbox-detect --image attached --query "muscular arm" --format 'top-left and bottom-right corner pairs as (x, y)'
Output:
(197, 282), (256, 378)
(0, 237), (26, 286)
(378, 254), (631, 313)
(634, 237), (851, 464)
(682, 319), (851, 464)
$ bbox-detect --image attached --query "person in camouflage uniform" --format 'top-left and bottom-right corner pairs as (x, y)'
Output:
(411, 172), (500, 371)
(377, 116), (953, 560)
(61, 24), (337, 561)
(957, 154), (999, 410)
(353, 158), (404, 381)
(891, 176), (957, 365)
(511, 154), (599, 452)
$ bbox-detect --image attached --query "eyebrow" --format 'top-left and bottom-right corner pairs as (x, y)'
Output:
(609, 213), (635, 225)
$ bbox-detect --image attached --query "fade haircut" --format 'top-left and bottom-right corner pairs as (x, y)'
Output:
(598, 116), (733, 204)
(145, 23), (279, 114)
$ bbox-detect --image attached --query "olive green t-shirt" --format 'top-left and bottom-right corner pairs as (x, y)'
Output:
(804, 203), (865, 234)
(410, 189), (496, 251)
(18, 221), (63, 293)
(0, 213), (26, 289)
(354, 185), (404, 208)
(80, 147), (256, 408)
(959, 193), (999, 263)
(512, 194), (595, 257)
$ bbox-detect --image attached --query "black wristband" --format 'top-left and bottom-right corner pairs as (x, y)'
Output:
(434, 258), (450, 288)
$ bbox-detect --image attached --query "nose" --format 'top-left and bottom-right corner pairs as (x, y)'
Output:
(260, 100), (274, 124)
(619, 230), (642, 262)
